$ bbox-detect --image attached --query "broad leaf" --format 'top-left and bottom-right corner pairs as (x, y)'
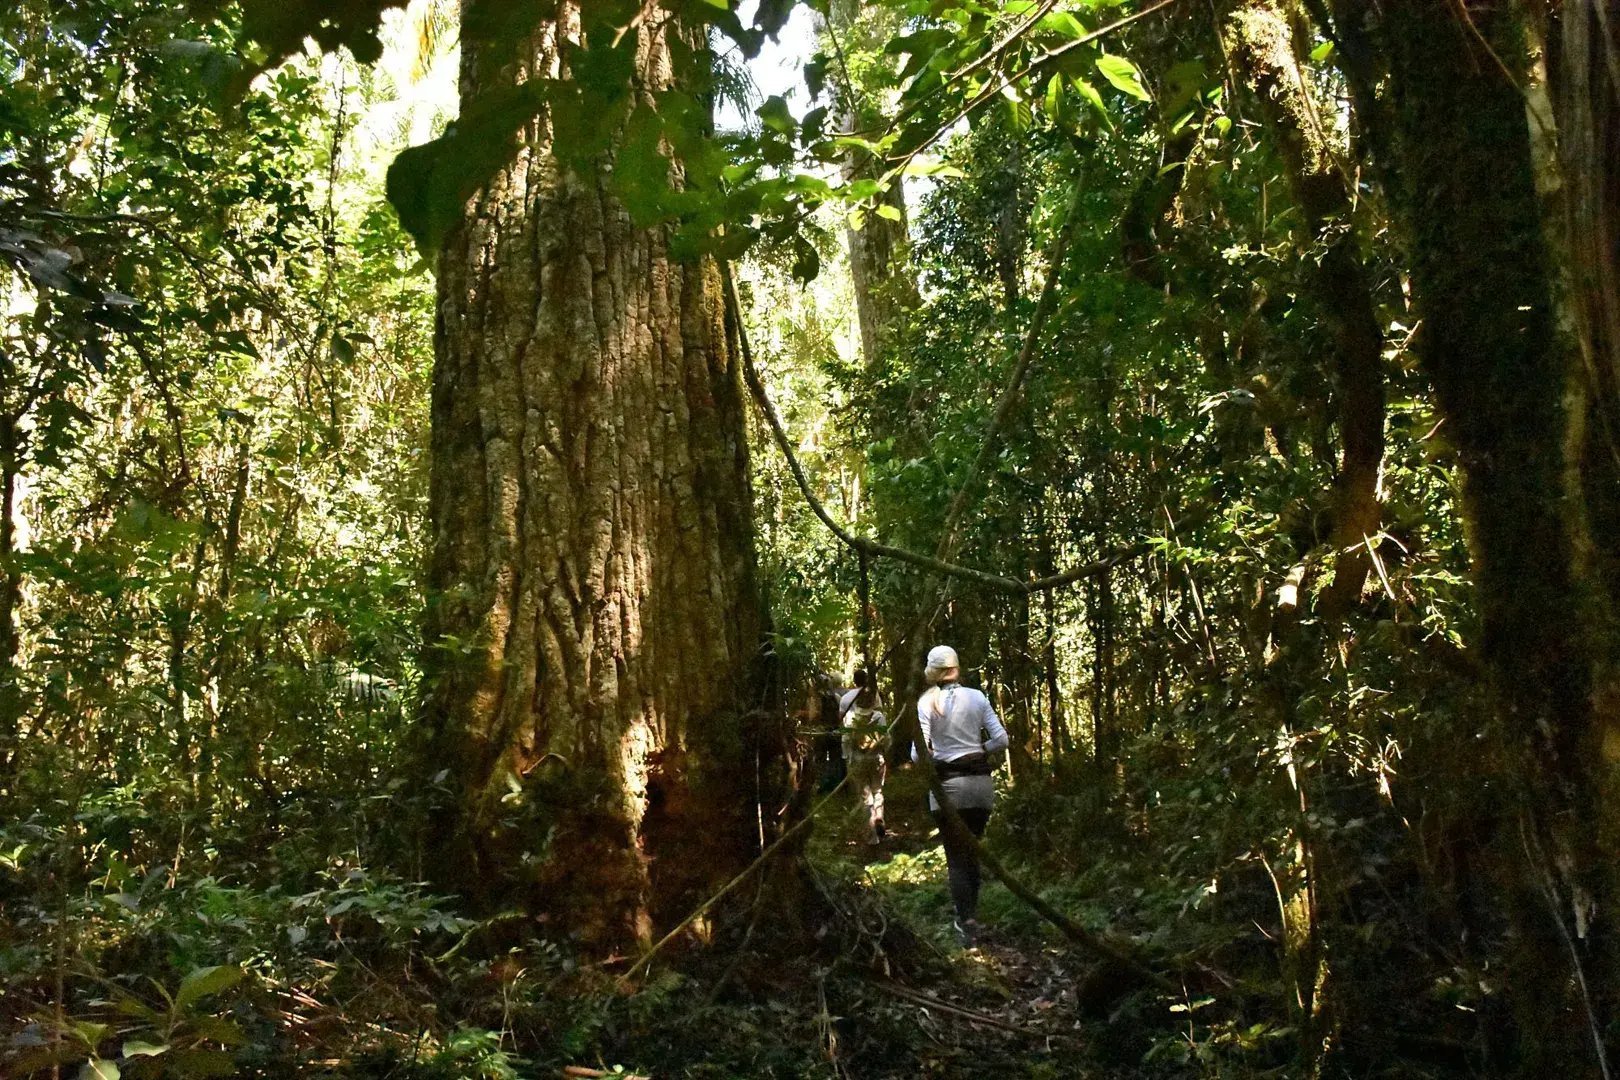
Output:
(175, 965), (244, 1012)
(120, 1041), (169, 1058)
(1096, 53), (1151, 101)
(386, 83), (548, 257)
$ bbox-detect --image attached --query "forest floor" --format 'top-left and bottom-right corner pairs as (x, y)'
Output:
(804, 764), (1131, 1079)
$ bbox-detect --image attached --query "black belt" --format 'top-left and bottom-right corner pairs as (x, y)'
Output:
(934, 753), (991, 780)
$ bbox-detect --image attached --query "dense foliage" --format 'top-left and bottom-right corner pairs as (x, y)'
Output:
(4, 0), (1617, 1077)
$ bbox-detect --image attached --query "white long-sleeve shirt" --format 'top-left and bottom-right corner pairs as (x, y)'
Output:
(913, 682), (1007, 812)
(914, 683), (1009, 762)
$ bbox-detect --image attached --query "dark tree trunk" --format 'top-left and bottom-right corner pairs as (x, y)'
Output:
(1036, 503), (1069, 763)
(1549, 1), (1620, 460)
(994, 136), (1024, 317)
(1546, 5), (1620, 783)
(420, 5), (777, 949)
(0, 417), (20, 783)
(1349, 0), (1612, 1070)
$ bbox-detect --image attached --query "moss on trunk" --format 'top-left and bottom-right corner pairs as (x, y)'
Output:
(1370, 0), (1610, 1071)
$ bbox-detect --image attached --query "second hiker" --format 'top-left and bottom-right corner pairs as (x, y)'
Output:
(841, 675), (889, 845)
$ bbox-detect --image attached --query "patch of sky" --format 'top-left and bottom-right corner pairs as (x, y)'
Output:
(716, 0), (820, 134)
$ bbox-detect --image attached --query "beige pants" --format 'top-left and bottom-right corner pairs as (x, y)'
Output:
(847, 752), (886, 836)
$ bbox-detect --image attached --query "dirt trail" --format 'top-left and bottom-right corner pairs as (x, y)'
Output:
(821, 763), (1101, 1076)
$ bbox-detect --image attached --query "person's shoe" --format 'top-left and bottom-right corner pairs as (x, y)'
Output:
(952, 918), (980, 947)
(874, 821), (887, 842)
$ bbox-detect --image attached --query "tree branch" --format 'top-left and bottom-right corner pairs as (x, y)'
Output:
(723, 263), (1165, 596)
(883, 0), (1184, 176)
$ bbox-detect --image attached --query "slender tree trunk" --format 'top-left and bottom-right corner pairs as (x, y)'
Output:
(420, 5), (777, 949)
(1037, 503), (1068, 765)
(1226, 0), (1384, 619)
(0, 417), (21, 783)
(846, 179), (918, 369)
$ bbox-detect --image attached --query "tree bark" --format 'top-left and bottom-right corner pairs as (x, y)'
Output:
(420, 5), (776, 949)
(846, 176), (918, 369)
(1357, 0), (1612, 1070)
(1549, 0), (1620, 461)
(823, 0), (919, 368)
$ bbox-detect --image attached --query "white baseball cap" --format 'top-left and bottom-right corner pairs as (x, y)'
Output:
(925, 645), (960, 671)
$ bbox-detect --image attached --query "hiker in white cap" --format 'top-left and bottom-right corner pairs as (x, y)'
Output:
(914, 644), (1008, 945)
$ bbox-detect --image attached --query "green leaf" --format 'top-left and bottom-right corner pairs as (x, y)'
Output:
(756, 95), (796, 135)
(120, 1041), (169, 1058)
(999, 91), (1033, 134)
(167, 1049), (237, 1079)
(175, 965), (244, 1012)
(1037, 11), (1088, 39)
(790, 236), (820, 283)
(110, 990), (162, 1023)
(753, 0), (793, 37)
(77, 1062), (119, 1080)
(1070, 76), (1111, 126)
(1095, 53), (1151, 101)
(1044, 74), (1063, 118)
(612, 106), (675, 227)
(829, 134), (887, 157)
(900, 160), (966, 178)
(874, 203), (903, 222)
(386, 82), (548, 257)
(70, 1022), (110, 1049)
(187, 1016), (248, 1049)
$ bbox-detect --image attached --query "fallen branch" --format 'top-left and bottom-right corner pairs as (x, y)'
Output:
(908, 711), (1176, 994)
(872, 980), (1041, 1035)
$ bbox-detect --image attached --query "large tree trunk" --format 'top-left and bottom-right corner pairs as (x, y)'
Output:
(1350, 0), (1612, 1070)
(420, 5), (775, 949)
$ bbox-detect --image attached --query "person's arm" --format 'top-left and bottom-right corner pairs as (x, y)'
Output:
(979, 693), (1010, 754)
